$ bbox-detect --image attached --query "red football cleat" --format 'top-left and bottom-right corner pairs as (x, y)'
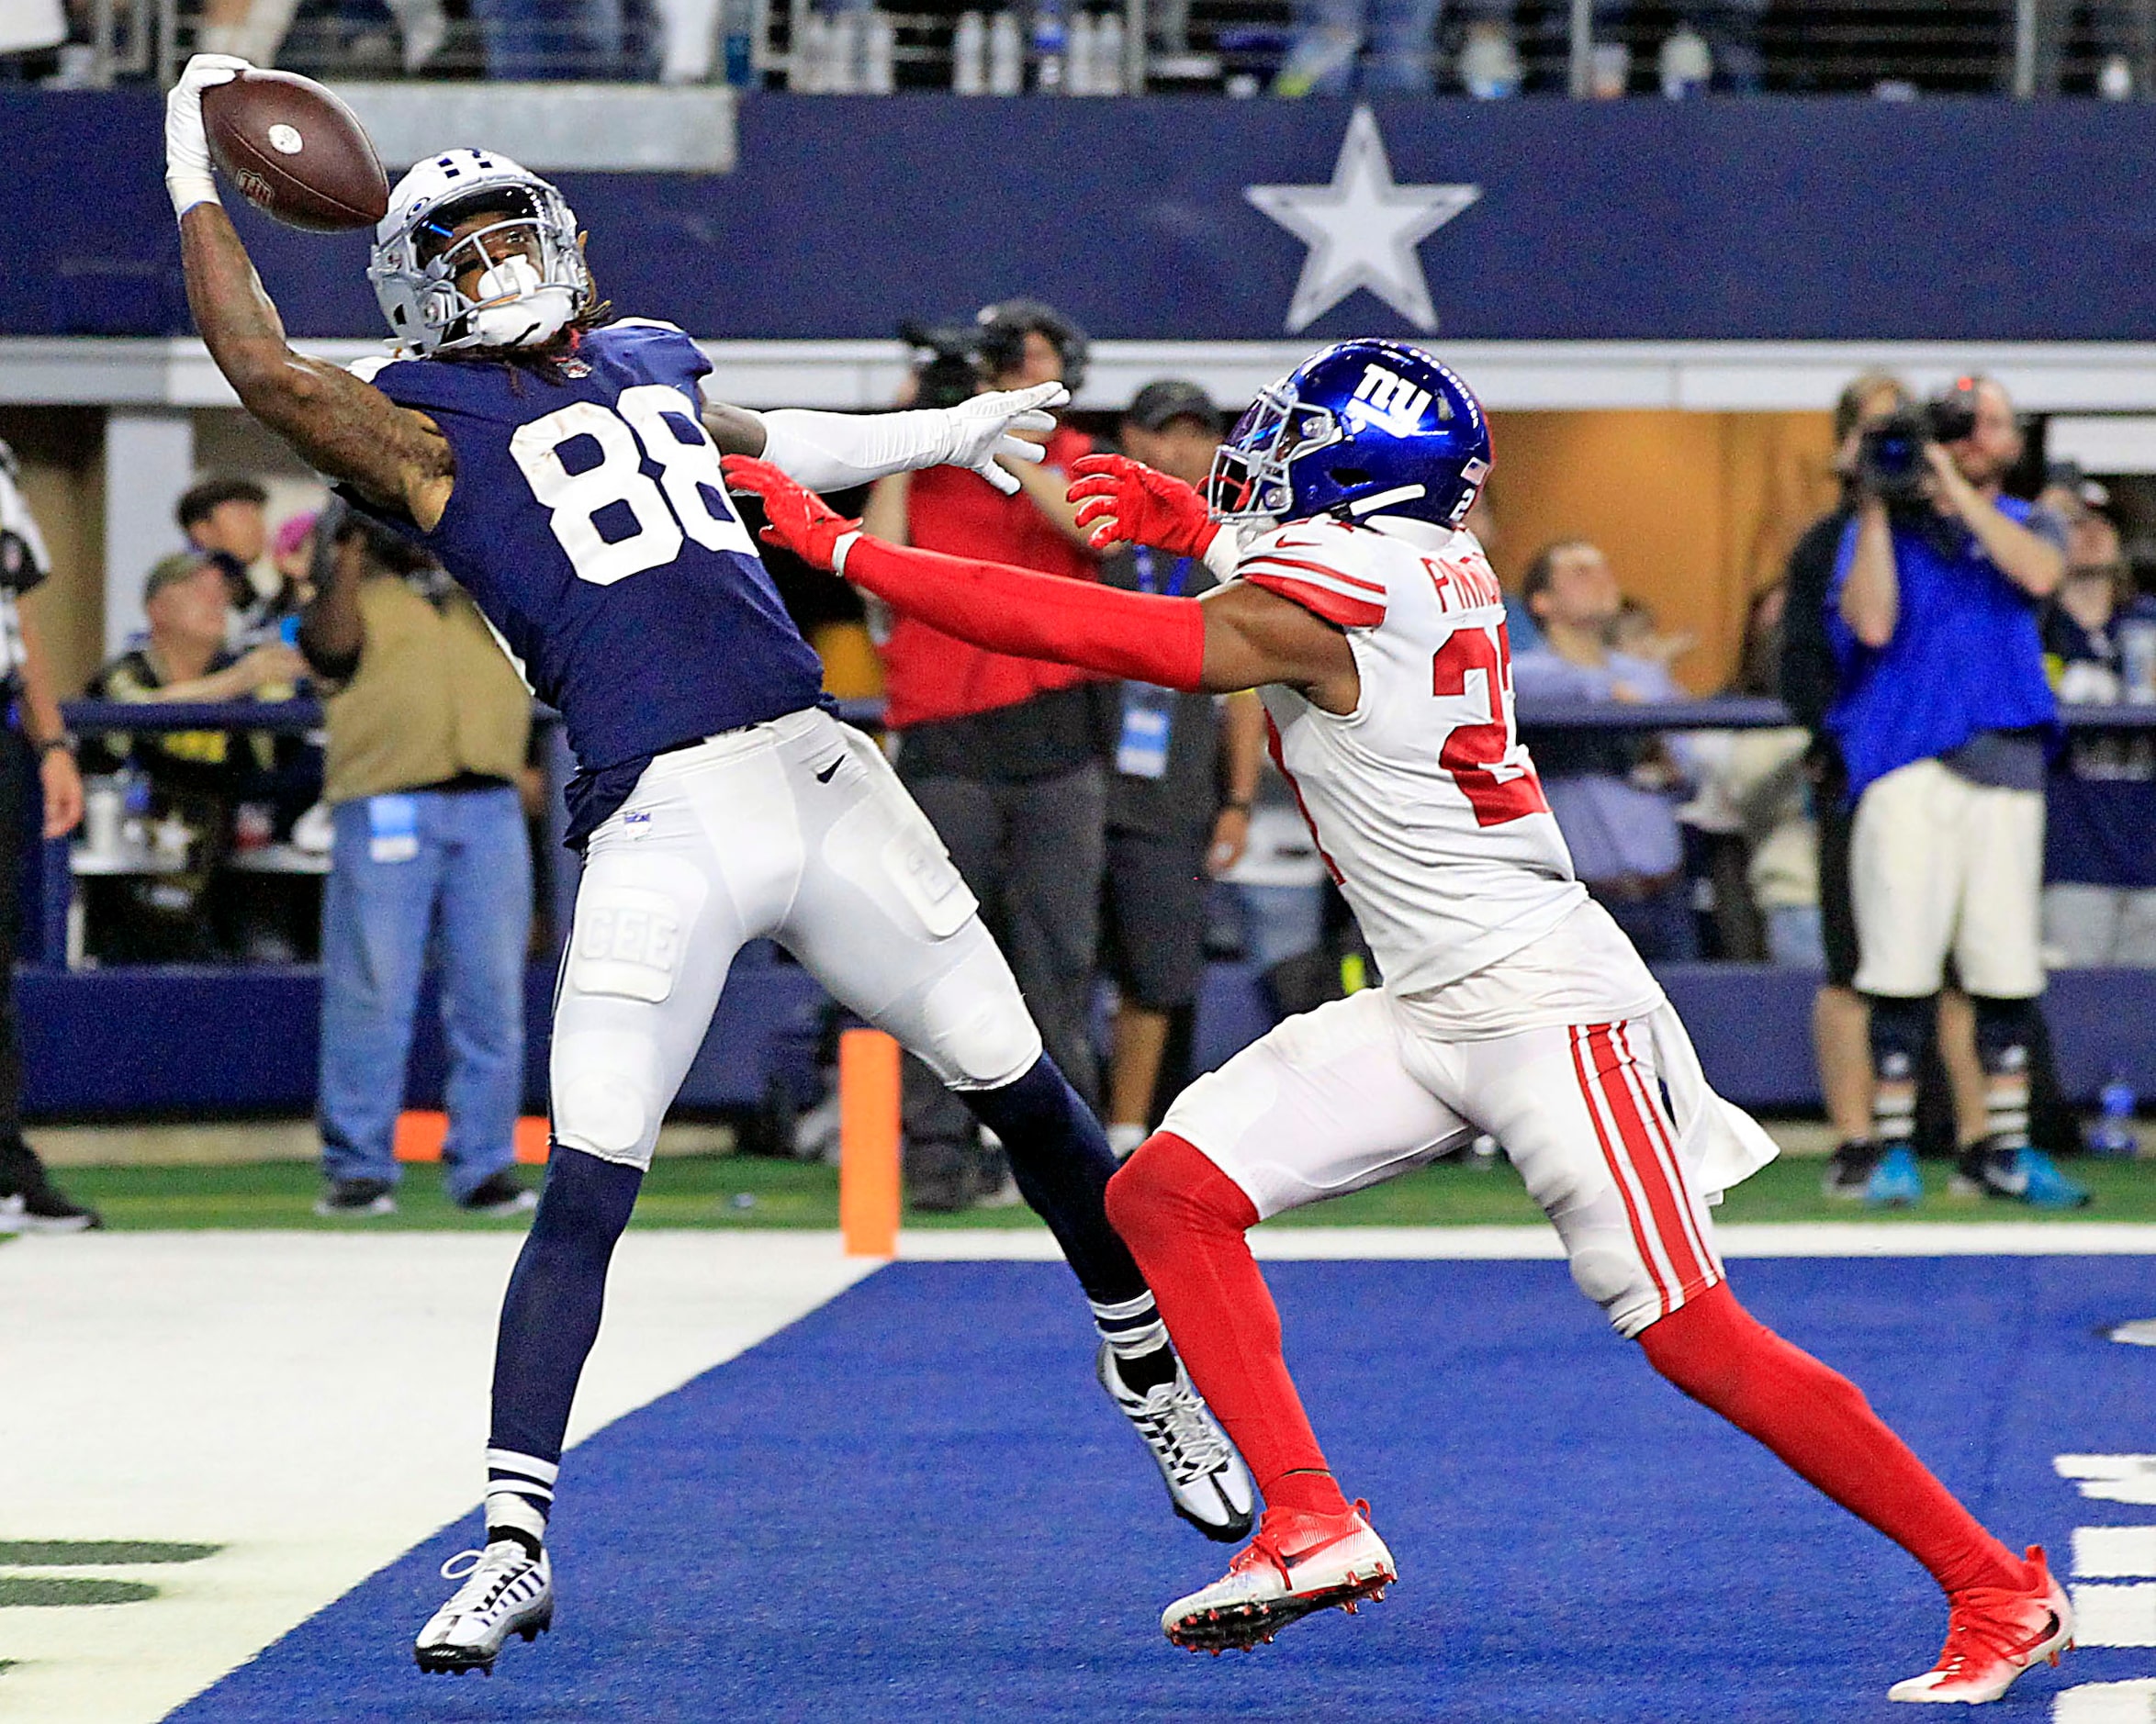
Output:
(1160, 1499), (1396, 1653)
(1889, 1546), (2074, 1705)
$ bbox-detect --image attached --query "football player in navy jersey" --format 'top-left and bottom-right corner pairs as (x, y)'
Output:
(165, 54), (1253, 1674)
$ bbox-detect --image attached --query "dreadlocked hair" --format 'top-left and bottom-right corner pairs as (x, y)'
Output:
(435, 296), (618, 394)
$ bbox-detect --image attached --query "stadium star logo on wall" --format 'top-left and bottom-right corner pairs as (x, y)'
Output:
(1246, 106), (1481, 334)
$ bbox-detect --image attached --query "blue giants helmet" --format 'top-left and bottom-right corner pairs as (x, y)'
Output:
(1207, 340), (1492, 531)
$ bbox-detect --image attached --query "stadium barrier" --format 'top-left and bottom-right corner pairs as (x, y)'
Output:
(27, 695), (2156, 1119)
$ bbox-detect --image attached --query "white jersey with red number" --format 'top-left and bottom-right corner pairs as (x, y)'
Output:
(1237, 514), (1587, 995)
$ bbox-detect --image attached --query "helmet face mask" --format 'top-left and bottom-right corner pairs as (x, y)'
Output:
(1207, 340), (1493, 533)
(369, 153), (593, 356)
(1208, 387), (1340, 521)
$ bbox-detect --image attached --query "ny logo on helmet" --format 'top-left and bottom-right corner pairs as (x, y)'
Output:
(1347, 365), (1447, 436)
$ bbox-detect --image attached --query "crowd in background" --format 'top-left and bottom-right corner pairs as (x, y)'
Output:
(6, 0), (2153, 99)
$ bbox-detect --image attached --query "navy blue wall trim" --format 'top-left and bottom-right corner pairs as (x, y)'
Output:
(19, 956), (2156, 1118)
(8, 94), (2156, 342)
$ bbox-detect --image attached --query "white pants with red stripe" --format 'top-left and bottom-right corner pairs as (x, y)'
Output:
(1161, 986), (1748, 1338)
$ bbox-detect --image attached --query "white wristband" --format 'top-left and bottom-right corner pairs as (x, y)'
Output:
(1203, 522), (1243, 583)
(167, 172), (222, 219)
(830, 531), (863, 578)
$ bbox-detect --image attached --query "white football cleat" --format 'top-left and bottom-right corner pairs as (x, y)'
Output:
(1097, 1342), (1256, 1543)
(414, 1539), (553, 1675)
(1162, 1499), (1395, 1653)
(1889, 1545), (2073, 1704)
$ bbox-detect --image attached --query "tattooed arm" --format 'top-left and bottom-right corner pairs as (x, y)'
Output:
(179, 204), (455, 530)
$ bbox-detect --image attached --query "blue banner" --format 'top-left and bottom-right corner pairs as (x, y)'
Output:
(8, 90), (2156, 342)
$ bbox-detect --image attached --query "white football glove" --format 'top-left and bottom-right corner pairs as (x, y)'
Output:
(936, 381), (1070, 495)
(165, 52), (250, 219)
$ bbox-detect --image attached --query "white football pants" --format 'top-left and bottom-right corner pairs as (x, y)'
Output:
(1162, 982), (1749, 1339)
(552, 707), (1042, 1170)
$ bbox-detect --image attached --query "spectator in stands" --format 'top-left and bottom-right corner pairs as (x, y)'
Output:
(1274, 0), (1764, 95)
(1094, 380), (1265, 1156)
(0, 439), (97, 1232)
(1274, 0), (1455, 93)
(83, 552), (304, 961)
(1511, 539), (1701, 961)
(469, 0), (633, 79)
(1828, 373), (2087, 1207)
(1791, 372), (1908, 1194)
(1220, 766), (1331, 977)
(1697, 582), (1819, 965)
(178, 475), (270, 623)
(859, 297), (1106, 1211)
(298, 507), (537, 1219)
(197, 0), (448, 74)
(2038, 513), (2156, 965)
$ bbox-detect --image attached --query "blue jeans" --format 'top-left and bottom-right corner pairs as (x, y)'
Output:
(1233, 882), (1327, 970)
(319, 787), (532, 1200)
(473, 0), (631, 80)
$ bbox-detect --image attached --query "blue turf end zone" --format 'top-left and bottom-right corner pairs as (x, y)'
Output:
(168, 1256), (2151, 1723)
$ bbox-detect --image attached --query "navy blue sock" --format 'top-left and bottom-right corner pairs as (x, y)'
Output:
(960, 1054), (1153, 1315)
(484, 1144), (642, 1544)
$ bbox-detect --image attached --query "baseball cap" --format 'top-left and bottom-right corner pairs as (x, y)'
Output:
(142, 551), (215, 605)
(1126, 378), (1222, 435)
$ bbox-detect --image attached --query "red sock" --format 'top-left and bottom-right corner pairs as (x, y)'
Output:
(1106, 1134), (1350, 1518)
(1637, 1282), (2026, 1597)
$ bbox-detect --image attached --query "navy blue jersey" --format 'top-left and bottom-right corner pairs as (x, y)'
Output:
(350, 319), (827, 824)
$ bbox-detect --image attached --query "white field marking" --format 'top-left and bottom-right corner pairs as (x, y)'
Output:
(2079, 1528), (2156, 1578)
(2057, 1680), (2156, 1723)
(2072, 1584), (2156, 1647)
(2113, 1318), (2156, 1347)
(0, 1230), (876, 1724)
(899, 1222), (2156, 1262)
(2061, 1458), (2156, 1507)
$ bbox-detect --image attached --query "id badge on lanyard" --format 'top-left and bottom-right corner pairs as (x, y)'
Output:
(1115, 548), (1190, 782)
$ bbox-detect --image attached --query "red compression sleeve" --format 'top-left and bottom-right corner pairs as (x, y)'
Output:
(1106, 1133), (1349, 1517)
(1638, 1282), (2027, 1598)
(841, 535), (1208, 692)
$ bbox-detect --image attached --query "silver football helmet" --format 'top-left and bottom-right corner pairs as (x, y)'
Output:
(367, 150), (592, 356)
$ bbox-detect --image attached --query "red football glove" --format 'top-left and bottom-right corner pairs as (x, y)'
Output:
(720, 455), (860, 572)
(1065, 453), (1222, 558)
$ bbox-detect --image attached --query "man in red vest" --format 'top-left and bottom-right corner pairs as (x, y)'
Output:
(859, 300), (1107, 1210)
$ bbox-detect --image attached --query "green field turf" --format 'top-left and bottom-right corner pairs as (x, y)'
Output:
(36, 1147), (2156, 1233)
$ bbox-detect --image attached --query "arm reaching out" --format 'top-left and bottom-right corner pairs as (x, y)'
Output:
(1066, 453), (1243, 580)
(167, 56), (453, 527)
(722, 456), (1355, 705)
(704, 383), (1070, 497)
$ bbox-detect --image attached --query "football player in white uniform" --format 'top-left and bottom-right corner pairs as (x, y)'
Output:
(723, 339), (2073, 1707)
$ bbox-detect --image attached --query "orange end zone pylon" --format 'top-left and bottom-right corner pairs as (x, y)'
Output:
(395, 1112), (552, 1165)
(838, 1027), (902, 1258)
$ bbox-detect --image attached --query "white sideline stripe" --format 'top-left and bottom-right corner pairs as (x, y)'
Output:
(2078, 1528), (2156, 1578)
(899, 1222), (2156, 1261)
(2059, 1457), (2156, 1506)
(0, 1230), (876, 1724)
(2072, 1584), (2156, 1646)
(2057, 1680), (2156, 1722)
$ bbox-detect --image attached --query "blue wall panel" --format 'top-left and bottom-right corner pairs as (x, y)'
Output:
(10, 93), (2156, 341)
(21, 957), (2156, 1117)
(16, 948), (829, 1119)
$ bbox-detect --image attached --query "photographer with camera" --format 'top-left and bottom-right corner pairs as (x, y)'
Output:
(859, 298), (1107, 1212)
(1827, 374), (2087, 1207)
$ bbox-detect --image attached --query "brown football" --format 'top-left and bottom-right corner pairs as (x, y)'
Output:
(201, 70), (388, 233)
